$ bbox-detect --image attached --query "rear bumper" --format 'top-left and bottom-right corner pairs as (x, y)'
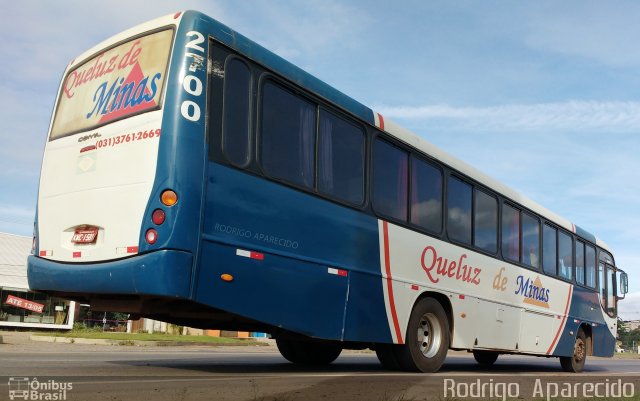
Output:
(27, 250), (193, 298)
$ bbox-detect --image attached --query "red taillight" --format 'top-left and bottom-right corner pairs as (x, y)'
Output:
(152, 209), (166, 225)
(145, 229), (158, 244)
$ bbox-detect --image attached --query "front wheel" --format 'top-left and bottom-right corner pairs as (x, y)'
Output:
(276, 339), (342, 365)
(560, 330), (587, 373)
(393, 297), (450, 372)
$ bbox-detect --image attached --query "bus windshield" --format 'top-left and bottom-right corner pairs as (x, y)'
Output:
(50, 28), (173, 140)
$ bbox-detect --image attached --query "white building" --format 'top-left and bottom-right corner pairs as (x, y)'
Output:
(0, 232), (75, 329)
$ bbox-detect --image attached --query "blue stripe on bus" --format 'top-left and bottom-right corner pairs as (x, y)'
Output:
(574, 225), (597, 245)
(194, 163), (392, 343)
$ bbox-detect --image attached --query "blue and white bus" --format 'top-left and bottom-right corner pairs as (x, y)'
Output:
(28, 11), (628, 373)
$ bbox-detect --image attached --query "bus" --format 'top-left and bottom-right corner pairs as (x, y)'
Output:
(28, 10), (628, 373)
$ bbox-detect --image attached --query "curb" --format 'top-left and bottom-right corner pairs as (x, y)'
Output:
(30, 335), (271, 347)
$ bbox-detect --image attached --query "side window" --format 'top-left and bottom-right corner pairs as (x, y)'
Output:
(447, 176), (472, 244)
(318, 110), (365, 205)
(410, 157), (443, 233)
(575, 241), (585, 285)
(260, 81), (316, 188)
(372, 139), (408, 221)
(474, 190), (497, 253)
(222, 58), (251, 166)
(502, 204), (520, 262)
(521, 213), (540, 269)
(543, 224), (557, 275)
(558, 231), (573, 280)
(585, 245), (596, 288)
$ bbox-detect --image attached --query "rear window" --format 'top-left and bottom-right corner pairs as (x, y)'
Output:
(50, 28), (174, 140)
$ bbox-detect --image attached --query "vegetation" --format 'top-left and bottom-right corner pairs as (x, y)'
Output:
(617, 319), (640, 352)
(35, 330), (267, 345)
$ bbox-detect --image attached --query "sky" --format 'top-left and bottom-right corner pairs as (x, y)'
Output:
(1, 1), (639, 319)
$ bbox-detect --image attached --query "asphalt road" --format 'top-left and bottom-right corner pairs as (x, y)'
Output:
(1, 333), (639, 401)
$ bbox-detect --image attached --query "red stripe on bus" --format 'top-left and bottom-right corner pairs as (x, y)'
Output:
(383, 221), (403, 344)
(547, 285), (573, 354)
(377, 113), (385, 131)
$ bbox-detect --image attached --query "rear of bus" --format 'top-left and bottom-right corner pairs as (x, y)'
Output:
(27, 12), (207, 310)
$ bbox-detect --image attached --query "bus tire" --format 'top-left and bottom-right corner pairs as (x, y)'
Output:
(394, 297), (450, 372)
(560, 329), (587, 373)
(375, 344), (401, 370)
(276, 339), (342, 365)
(472, 350), (499, 366)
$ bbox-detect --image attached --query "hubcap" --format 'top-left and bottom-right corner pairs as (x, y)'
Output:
(574, 338), (585, 362)
(417, 313), (442, 358)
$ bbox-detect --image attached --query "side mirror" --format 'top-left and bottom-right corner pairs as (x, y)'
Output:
(618, 271), (629, 300)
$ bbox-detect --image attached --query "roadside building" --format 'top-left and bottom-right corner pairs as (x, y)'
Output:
(0, 232), (76, 329)
(625, 320), (640, 331)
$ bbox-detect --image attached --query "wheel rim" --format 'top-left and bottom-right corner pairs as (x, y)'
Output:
(574, 337), (585, 363)
(416, 312), (442, 358)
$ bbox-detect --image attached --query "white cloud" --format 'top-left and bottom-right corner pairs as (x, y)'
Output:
(377, 101), (640, 132)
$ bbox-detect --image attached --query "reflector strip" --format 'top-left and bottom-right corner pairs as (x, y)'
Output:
(327, 267), (348, 277)
(459, 294), (465, 300)
(39, 250), (52, 257)
(117, 246), (139, 255)
(236, 249), (264, 260)
(411, 284), (419, 291)
(73, 252), (81, 258)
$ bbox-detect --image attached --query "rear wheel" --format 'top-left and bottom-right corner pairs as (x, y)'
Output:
(560, 330), (587, 373)
(472, 350), (499, 366)
(393, 297), (450, 372)
(276, 339), (342, 365)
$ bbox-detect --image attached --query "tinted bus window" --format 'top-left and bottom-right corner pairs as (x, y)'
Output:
(318, 110), (365, 205)
(522, 212), (540, 269)
(222, 58), (251, 166)
(474, 190), (497, 253)
(502, 204), (520, 262)
(372, 139), (408, 221)
(558, 231), (573, 280)
(585, 245), (596, 288)
(410, 158), (442, 233)
(576, 241), (585, 285)
(260, 81), (316, 188)
(543, 224), (557, 275)
(447, 176), (472, 244)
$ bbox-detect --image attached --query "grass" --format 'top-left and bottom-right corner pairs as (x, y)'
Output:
(33, 331), (267, 345)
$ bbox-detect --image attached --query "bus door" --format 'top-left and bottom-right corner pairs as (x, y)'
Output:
(598, 262), (617, 317)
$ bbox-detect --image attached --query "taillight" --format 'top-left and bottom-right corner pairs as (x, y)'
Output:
(145, 229), (158, 244)
(152, 209), (166, 225)
(161, 190), (178, 206)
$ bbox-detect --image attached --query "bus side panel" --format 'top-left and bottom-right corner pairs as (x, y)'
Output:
(198, 164), (391, 342)
(342, 271), (393, 343)
(197, 241), (348, 339)
(551, 285), (615, 357)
